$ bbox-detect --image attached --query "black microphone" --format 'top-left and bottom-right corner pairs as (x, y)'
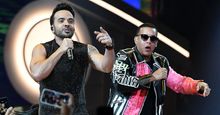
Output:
(198, 87), (204, 94)
(67, 48), (73, 60)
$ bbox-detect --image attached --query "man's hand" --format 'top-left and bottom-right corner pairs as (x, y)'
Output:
(94, 27), (113, 48)
(138, 68), (167, 86)
(152, 68), (168, 80)
(197, 82), (211, 97)
(60, 38), (74, 52)
(61, 93), (74, 115)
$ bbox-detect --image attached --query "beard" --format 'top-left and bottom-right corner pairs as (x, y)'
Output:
(56, 32), (73, 38)
(54, 28), (74, 38)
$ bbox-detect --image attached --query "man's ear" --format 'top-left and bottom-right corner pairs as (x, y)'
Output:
(51, 25), (54, 32)
(134, 37), (137, 45)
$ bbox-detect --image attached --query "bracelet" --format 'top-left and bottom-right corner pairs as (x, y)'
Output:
(105, 44), (114, 50)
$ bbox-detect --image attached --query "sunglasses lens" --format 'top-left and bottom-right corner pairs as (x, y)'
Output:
(150, 36), (159, 42)
(141, 35), (149, 41)
(140, 34), (158, 42)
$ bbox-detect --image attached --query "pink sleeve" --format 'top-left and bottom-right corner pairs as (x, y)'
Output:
(167, 67), (201, 95)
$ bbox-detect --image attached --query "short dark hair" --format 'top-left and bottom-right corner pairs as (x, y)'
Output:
(50, 3), (75, 26)
(136, 23), (157, 35)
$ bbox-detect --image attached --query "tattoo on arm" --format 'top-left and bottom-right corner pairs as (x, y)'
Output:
(138, 77), (151, 86)
(88, 45), (99, 60)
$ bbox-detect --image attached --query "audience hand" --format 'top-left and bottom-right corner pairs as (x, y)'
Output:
(60, 93), (74, 115)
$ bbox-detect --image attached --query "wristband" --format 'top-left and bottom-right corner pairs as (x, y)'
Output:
(105, 44), (114, 50)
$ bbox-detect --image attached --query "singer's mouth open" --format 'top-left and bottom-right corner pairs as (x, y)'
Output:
(64, 30), (70, 33)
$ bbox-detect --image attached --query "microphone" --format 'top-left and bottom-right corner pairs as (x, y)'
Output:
(198, 87), (204, 94)
(67, 48), (73, 60)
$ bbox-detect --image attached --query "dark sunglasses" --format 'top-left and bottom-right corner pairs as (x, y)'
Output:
(137, 34), (159, 42)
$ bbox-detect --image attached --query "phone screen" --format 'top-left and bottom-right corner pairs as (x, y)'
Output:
(40, 89), (69, 108)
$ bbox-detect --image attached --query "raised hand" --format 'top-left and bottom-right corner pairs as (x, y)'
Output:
(94, 27), (112, 48)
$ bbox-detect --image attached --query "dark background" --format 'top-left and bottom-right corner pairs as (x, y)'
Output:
(0, 0), (219, 115)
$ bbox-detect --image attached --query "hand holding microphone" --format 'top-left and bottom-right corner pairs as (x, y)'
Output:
(152, 68), (168, 80)
(60, 38), (74, 60)
(138, 68), (167, 86)
(196, 82), (211, 97)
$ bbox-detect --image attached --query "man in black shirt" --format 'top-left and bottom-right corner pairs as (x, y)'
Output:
(30, 3), (115, 115)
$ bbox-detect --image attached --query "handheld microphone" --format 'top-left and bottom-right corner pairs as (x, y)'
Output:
(67, 48), (73, 60)
(198, 87), (204, 94)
